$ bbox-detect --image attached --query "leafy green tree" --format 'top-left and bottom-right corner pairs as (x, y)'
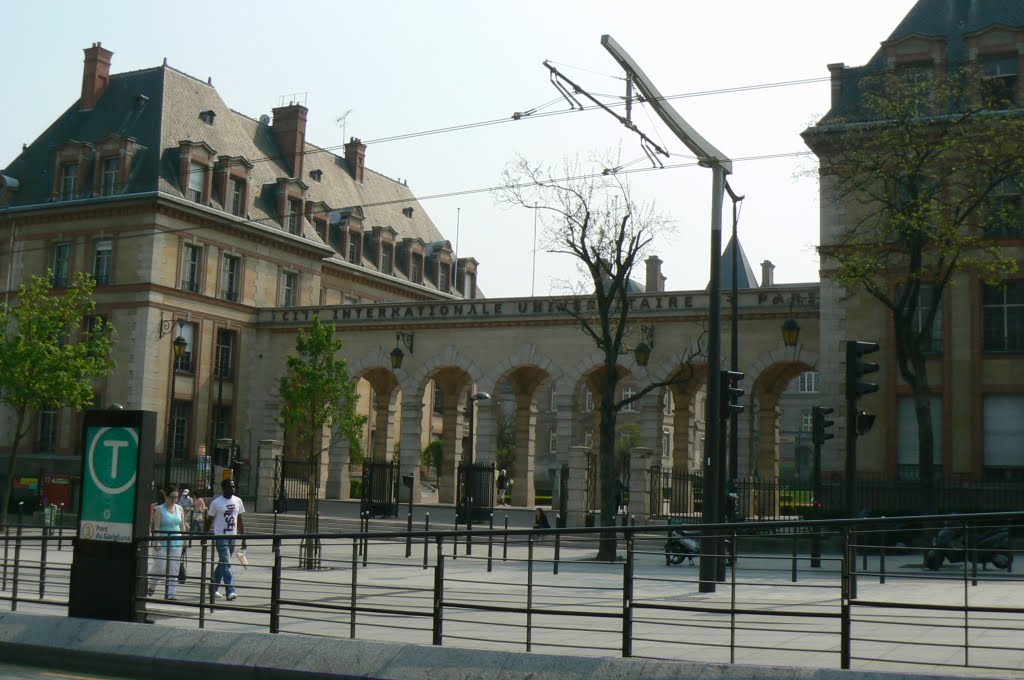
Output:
(804, 68), (1022, 509)
(497, 154), (702, 560)
(421, 440), (443, 483)
(0, 271), (115, 524)
(277, 316), (365, 568)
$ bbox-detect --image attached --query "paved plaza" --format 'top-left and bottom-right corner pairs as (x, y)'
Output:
(3, 507), (1022, 678)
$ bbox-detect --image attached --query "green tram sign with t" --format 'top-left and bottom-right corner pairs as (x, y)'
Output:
(70, 409), (156, 622)
(80, 425), (141, 541)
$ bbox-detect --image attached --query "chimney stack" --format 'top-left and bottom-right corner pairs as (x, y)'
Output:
(81, 42), (113, 111)
(645, 255), (664, 293)
(760, 260), (775, 288)
(827, 63), (846, 109)
(271, 104), (308, 179)
(345, 137), (366, 183)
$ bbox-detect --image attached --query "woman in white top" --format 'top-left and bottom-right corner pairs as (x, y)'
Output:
(148, 484), (188, 599)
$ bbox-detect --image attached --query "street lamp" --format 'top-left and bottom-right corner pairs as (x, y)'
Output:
(465, 392), (491, 465)
(390, 331), (414, 369)
(164, 321), (188, 489)
(633, 325), (655, 367)
(781, 317), (801, 348)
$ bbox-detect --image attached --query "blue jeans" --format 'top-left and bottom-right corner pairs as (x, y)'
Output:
(214, 537), (236, 593)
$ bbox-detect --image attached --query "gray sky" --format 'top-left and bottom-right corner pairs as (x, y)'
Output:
(2, 0), (917, 298)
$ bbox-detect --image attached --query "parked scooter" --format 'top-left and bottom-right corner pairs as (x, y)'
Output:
(924, 523), (1014, 571)
(665, 527), (700, 566)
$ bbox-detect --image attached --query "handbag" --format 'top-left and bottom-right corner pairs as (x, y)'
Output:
(177, 549), (188, 583)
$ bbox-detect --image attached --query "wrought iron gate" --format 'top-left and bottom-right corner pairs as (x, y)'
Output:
(275, 458), (317, 514)
(360, 460), (400, 518)
(456, 462), (494, 523)
(153, 454), (213, 496)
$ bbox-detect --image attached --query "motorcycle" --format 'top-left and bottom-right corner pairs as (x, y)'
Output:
(665, 527), (700, 566)
(924, 523), (1013, 571)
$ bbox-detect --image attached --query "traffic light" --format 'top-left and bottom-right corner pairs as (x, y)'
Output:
(812, 406), (835, 446)
(846, 340), (880, 402)
(720, 370), (745, 416)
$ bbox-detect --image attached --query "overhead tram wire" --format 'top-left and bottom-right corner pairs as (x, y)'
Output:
(4, 148), (813, 260)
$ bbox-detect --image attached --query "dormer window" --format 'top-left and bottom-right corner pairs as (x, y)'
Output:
(287, 198), (302, 235)
(381, 243), (393, 274)
(199, 110), (216, 125)
(178, 140), (217, 204)
(100, 157), (120, 196)
(229, 176), (245, 216)
(348, 233), (361, 264)
(310, 169), (323, 182)
(188, 162), (206, 202)
(439, 262), (451, 292)
(410, 254), (423, 283)
(60, 163), (79, 201)
(403, 207), (414, 218)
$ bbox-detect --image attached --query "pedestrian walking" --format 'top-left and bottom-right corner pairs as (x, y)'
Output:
(148, 485), (187, 600)
(496, 469), (509, 506)
(205, 478), (246, 601)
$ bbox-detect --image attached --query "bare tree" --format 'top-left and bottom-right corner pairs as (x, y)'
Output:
(496, 153), (703, 560)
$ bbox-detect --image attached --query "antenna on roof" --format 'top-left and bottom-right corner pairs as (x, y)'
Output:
(336, 109), (353, 141)
(279, 92), (308, 107)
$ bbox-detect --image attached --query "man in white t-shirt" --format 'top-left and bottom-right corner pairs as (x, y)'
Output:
(205, 478), (246, 601)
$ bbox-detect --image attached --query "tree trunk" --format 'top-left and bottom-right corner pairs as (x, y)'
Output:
(301, 452), (321, 570)
(596, 370), (619, 562)
(1, 411), (28, 526)
(913, 373), (937, 515)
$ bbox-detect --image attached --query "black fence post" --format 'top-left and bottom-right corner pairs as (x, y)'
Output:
(622, 531), (634, 658)
(502, 515), (509, 561)
(840, 526), (851, 670)
(553, 515), (561, 576)
(422, 513), (430, 570)
(350, 535), (359, 639)
(57, 504), (64, 551)
(405, 508), (413, 559)
(526, 535), (534, 653)
(791, 533), (798, 583)
(879, 540), (886, 585)
(2, 524), (9, 590)
(199, 538), (209, 628)
(11, 525), (21, 612)
(39, 533), (47, 599)
(486, 513), (494, 573)
(273, 510), (279, 536)
(362, 513), (369, 568)
(466, 497), (474, 556)
(270, 537), (282, 633)
(432, 536), (445, 646)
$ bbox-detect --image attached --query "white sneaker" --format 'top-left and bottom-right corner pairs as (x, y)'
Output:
(210, 587), (223, 600)
(226, 591), (237, 601)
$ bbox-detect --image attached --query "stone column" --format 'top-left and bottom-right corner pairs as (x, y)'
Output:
(511, 400), (537, 507)
(438, 402), (464, 504)
(628, 446), (655, 521)
(566, 445), (589, 527)
(756, 398), (781, 517)
(255, 439), (282, 513)
(549, 391), (574, 514)
(325, 437), (351, 500)
(636, 392), (663, 457)
(398, 398), (424, 504)
(669, 395), (694, 515)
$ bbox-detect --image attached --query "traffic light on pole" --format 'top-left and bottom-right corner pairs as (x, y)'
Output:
(846, 340), (880, 403)
(720, 370), (744, 416)
(812, 406), (835, 446)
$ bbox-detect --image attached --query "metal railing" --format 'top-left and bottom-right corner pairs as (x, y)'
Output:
(1, 511), (1022, 675)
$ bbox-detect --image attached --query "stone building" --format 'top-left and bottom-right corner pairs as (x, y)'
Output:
(804, 0), (1024, 483)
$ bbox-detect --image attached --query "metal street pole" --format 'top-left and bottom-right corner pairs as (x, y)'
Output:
(699, 164), (727, 592)
(727, 186), (742, 486)
(164, 362), (177, 491)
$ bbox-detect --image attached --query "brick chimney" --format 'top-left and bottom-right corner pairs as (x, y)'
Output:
(271, 104), (308, 178)
(827, 63), (846, 109)
(345, 137), (366, 183)
(645, 255), (664, 293)
(760, 260), (775, 288)
(81, 42), (113, 111)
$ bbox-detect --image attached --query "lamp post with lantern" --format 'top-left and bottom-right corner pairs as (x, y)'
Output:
(160, 317), (188, 490)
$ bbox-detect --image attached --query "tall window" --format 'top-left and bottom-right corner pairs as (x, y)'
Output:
(221, 254), (240, 302)
(93, 240), (112, 285)
(381, 244), (393, 275)
(800, 409), (813, 433)
(215, 329), (235, 380)
(549, 431), (558, 454)
(798, 372), (819, 393)
(213, 405), (232, 441)
(52, 242), (71, 288)
(171, 400), (191, 460)
(584, 389), (594, 412)
(620, 386), (636, 412)
(287, 198), (302, 235)
(38, 408), (58, 452)
(410, 254), (422, 283)
(348, 233), (361, 264)
(983, 179), (1023, 238)
(898, 396), (943, 481)
(281, 271), (298, 307)
(229, 177), (245, 216)
(584, 430), (593, 449)
(983, 395), (1024, 479)
(101, 157), (120, 196)
(313, 218), (327, 242)
(433, 384), (443, 415)
(549, 383), (558, 412)
(663, 391), (673, 415)
(174, 322), (195, 373)
(982, 281), (1024, 352)
(909, 285), (943, 354)
(187, 162), (205, 203)
(60, 162), (78, 200)
(330, 224), (343, 251)
(980, 55), (1018, 109)
(182, 244), (203, 293)
(439, 263), (451, 292)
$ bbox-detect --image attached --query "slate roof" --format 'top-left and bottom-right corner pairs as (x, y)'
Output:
(817, 0), (1024, 123)
(2, 62), (447, 255)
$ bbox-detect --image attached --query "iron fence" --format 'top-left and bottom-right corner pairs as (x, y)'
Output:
(3, 511), (1023, 675)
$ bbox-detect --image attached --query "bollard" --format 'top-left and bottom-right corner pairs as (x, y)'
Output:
(362, 513), (369, 568)
(405, 510), (413, 558)
(466, 497), (473, 556)
(526, 535), (535, 652)
(57, 504), (65, 551)
(39, 533), (48, 599)
(423, 513), (430, 570)
(791, 533), (798, 583)
(270, 537), (282, 633)
(879, 541), (886, 585)
(17, 502), (24, 526)
(486, 513), (494, 573)
(199, 538), (209, 626)
(502, 515), (509, 561)
(553, 514), (561, 575)
(273, 510), (279, 536)
(12, 526), (22, 611)
(3, 524), (9, 591)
